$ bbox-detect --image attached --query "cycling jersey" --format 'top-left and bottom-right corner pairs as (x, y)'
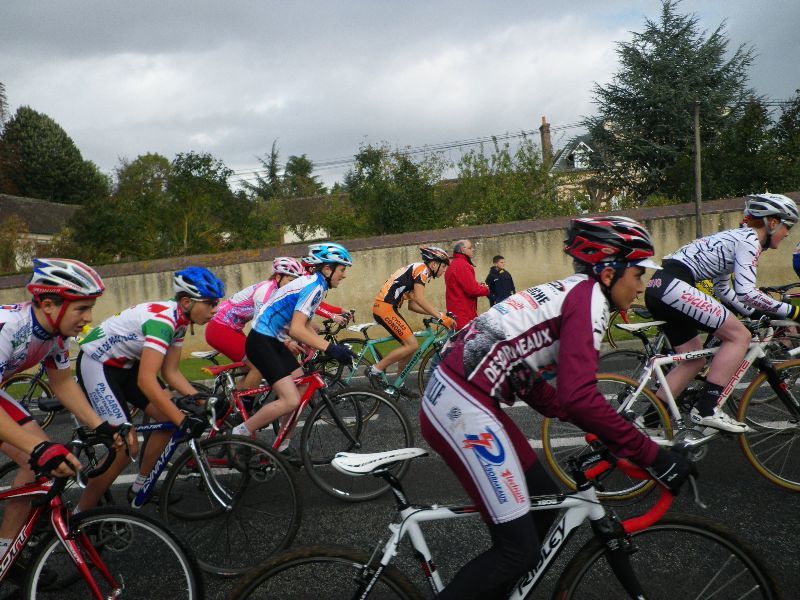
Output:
(252, 273), (327, 341)
(0, 303), (70, 381)
(664, 227), (794, 317)
(375, 263), (431, 307)
(79, 301), (188, 368)
(211, 280), (278, 332)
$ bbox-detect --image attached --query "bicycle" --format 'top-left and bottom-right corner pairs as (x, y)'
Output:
(201, 359), (415, 502)
(0, 429), (204, 598)
(336, 315), (456, 397)
(228, 442), (779, 599)
(543, 317), (800, 498)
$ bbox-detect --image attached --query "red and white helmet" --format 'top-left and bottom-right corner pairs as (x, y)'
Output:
(26, 258), (105, 300)
(564, 216), (660, 269)
(272, 256), (305, 277)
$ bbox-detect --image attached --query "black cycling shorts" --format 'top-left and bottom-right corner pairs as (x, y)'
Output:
(245, 331), (300, 384)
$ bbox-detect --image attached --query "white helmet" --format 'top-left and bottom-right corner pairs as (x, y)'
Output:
(272, 256), (305, 277)
(26, 258), (105, 299)
(744, 193), (799, 224)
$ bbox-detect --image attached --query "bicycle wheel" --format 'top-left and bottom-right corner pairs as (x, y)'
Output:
(24, 506), (203, 599)
(554, 514), (779, 599)
(159, 435), (302, 576)
(541, 374), (672, 500)
(596, 350), (647, 380)
(230, 545), (424, 600)
(300, 386), (414, 502)
(737, 359), (800, 491)
(416, 346), (442, 396)
(0, 373), (57, 429)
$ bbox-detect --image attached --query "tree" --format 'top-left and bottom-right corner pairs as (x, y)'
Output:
(772, 89), (800, 191)
(0, 106), (110, 203)
(0, 214), (36, 273)
(242, 140), (283, 201)
(283, 154), (326, 198)
(584, 0), (755, 202)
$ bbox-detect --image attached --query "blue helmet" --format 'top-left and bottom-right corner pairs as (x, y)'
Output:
(306, 242), (353, 267)
(174, 266), (225, 299)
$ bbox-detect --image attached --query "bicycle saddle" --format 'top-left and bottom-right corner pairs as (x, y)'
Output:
(332, 448), (428, 475)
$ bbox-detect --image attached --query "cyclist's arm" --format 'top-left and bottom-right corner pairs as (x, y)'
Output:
(138, 347), (186, 426)
(315, 301), (342, 319)
(46, 367), (105, 428)
(0, 409), (46, 455)
(407, 283), (442, 318)
(289, 310), (330, 352)
(160, 344), (197, 397)
(732, 236), (798, 317)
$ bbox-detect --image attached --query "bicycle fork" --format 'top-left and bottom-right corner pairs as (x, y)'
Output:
(187, 439), (235, 510)
(758, 359), (800, 421)
(590, 513), (646, 599)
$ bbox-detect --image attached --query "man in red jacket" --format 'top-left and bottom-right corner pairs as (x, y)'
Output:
(444, 239), (489, 328)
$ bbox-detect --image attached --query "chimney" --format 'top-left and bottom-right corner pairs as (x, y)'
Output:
(539, 116), (553, 168)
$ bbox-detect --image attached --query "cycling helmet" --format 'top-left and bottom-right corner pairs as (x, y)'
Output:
(420, 246), (450, 265)
(306, 242), (353, 267)
(27, 258), (105, 299)
(272, 256), (305, 277)
(564, 216), (660, 270)
(744, 193), (798, 224)
(174, 266), (225, 299)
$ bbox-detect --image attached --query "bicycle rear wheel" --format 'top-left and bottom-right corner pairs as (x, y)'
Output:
(416, 346), (442, 396)
(596, 350), (647, 380)
(737, 359), (800, 491)
(301, 386), (414, 502)
(159, 435), (302, 576)
(0, 373), (57, 429)
(541, 374), (672, 500)
(554, 514), (779, 599)
(340, 337), (377, 384)
(25, 506), (203, 599)
(229, 545), (424, 600)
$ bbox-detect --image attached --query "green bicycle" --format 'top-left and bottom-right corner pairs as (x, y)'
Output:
(337, 315), (456, 398)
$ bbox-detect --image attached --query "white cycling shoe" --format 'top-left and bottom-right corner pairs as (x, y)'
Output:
(689, 407), (750, 433)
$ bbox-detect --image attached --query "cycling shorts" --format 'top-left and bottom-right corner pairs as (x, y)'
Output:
(0, 389), (34, 426)
(76, 353), (150, 426)
(644, 265), (729, 347)
(420, 368), (537, 525)
(205, 319), (246, 362)
(372, 300), (413, 343)
(245, 331), (299, 385)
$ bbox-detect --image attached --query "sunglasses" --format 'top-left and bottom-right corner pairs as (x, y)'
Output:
(196, 299), (220, 308)
(781, 220), (794, 231)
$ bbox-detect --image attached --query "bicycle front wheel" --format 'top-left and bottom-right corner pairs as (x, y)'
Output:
(541, 374), (672, 500)
(737, 358), (800, 491)
(416, 346), (442, 396)
(230, 545), (424, 600)
(0, 373), (57, 429)
(159, 435), (302, 576)
(301, 386), (414, 502)
(25, 506), (203, 599)
(554, 514), (779, 599)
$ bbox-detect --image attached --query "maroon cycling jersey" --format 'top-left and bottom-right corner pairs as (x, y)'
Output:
(437, 274), (658, 466)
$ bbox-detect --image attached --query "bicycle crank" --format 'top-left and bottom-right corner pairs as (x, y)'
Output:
(672, 428), (709, 462)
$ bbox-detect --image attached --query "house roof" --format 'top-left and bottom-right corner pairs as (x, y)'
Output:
(0, 194), (78, 235)
(550, 134), (595, 173)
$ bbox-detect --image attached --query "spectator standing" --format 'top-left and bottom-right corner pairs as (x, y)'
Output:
(444, 239), (489, 328)
(485, 255), (516, 306)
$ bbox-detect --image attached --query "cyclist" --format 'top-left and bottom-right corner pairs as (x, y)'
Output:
(75, 266), (225, 510)
(365, 246), (455, 398)
(301, 249), (352, 326)
(1, 258), (114, 556)
(420, 217), (693, 600)
(645, 192), (800, 432)
(205, 256), (305, 390)
(230, 243), (355, 439)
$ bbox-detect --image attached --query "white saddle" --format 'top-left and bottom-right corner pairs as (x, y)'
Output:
(332, 448), (428, 476)
(615, 321), (666, 333)
(347, 322), (377, 334)
(191, 350), (220, 360)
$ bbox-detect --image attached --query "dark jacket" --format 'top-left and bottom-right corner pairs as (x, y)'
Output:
(444, 252), (489, 328)
(485, 266), (515, 306)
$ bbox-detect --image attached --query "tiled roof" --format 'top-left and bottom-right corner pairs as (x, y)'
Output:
(550, 133), (595, 173)
(0, 194), (78, 235)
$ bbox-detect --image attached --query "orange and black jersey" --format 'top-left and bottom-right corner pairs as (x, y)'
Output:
(375, 262), (431, 307)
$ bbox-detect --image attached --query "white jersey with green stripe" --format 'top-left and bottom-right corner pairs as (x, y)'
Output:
(79, 300), (188, 368)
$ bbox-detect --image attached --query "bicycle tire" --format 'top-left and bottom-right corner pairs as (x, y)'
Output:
(737, 358), (800, 491)
(24, 506), (204, 599)
(416, 345), (442, 396)
(553, 514), (780, 599)
(158, 435), (302, 576)
(541, 373), (672, 500)
(301, 386), (414, 502)
(596, 349), (647, 381)
(0, 373), (56, 429)
(229, 545), (424, 600)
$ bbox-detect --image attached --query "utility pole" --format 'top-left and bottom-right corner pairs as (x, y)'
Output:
(694, 100), (702, 237)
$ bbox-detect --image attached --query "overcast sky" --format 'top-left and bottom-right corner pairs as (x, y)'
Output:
(2, 0), (798, 189)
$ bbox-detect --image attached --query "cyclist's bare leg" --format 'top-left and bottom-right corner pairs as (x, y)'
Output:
(238, 365), (264, 391)
(374, 336), (418, 375)
(241, 370), (303, 433)
(77, 427), (137, 511)
(134, 402), (176, 481)
(656, 336), (706, 404)
(0, 421), (45, 539)
(704, 314), (750, 388)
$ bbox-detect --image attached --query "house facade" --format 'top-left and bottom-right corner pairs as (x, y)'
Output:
(0, 194), (77, 270)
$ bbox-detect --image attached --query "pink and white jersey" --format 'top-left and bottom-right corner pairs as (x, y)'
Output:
(79, 300), (188, 368)
(0, 302), (70, 381)
(211, 280), (278, 332)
